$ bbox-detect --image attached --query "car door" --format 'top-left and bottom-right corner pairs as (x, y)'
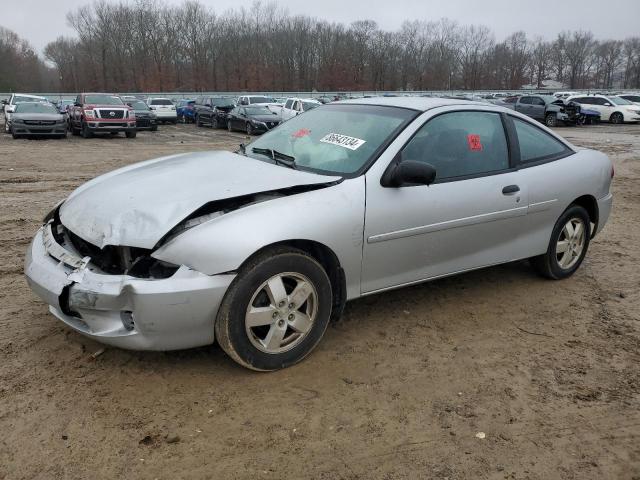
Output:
(515, 96), (531, 114)
(362, 109), (529, 293)
(530, 97), (546, 119)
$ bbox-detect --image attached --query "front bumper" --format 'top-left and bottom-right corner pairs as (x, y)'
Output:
(86, 120), (136, 132)
(12, 123), (67, 135)
(154, 111), (177, 119)
(24, 225), (235, 350)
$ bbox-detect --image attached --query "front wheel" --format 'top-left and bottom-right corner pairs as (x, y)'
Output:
(215, 247), (333, 371)
(81, 122), (92, 139)
(530, 205), (590, 280)
(211, 117), (218, 129)
(545, 113), (557, 128)
(125, 130), (137, 138)
(246, 122), (253, 135)
(610, 112), (624, 124)
(151, 125), (158, 131)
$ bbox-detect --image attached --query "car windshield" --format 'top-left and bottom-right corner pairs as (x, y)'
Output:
(15, 103), (58, 114)
(247, 104), (416, 176)
(85, 95), (124, 105)
(128, 100), (148, 109)
(14, 95), (44, 104)
(249, 96), (273, 104)
(301, 101), (320, 111)
(609, 97), (631, 105)
(246, 106), (273, 115)
(211, 98), (234, 107)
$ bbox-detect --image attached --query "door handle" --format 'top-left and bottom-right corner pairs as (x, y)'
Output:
(502, 185), (520, 195)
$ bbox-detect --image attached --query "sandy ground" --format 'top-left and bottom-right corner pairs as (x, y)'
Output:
(0, 119), (638, 480)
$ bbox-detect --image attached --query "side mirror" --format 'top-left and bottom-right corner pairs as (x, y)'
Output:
(381, 160), (436, 187)
(126, 103), (133, 107)
(74, 102), (81, 107)
(205, 103), (211, 108)
(1, 100), (7, 105)
(6, 105), (15, 113)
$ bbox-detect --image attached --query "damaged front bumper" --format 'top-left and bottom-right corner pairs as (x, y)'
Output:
(24, 224), (235, 350)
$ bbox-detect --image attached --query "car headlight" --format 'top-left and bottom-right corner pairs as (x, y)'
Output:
(84, 109), (95, 118)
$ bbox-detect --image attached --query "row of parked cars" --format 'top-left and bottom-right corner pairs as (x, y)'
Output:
(1, 92), (180, 139)
(2, 90), (639, 140)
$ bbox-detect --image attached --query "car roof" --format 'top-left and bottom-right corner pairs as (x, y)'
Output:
(335, 96), (490, 111)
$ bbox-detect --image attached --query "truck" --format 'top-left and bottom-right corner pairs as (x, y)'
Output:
(68, 93), (136, 138)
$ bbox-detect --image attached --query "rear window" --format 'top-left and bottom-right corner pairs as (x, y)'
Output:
(249, 96), (273, 104)
(150, 99), (173, 105)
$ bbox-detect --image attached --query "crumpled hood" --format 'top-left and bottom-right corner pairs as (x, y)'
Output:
(60, 150), (339, 249)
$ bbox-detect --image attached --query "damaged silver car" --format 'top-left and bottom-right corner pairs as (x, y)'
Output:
(25, 98), (613, 371)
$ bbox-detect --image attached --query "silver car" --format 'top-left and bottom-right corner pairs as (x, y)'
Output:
(24, 98), (613, 371)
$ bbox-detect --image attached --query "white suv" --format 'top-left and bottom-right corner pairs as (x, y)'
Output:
(566, 94), (640, 124)
(146, 97), (177, 123)
(2, 93), (48, 133)
(280, 98), (322, 121)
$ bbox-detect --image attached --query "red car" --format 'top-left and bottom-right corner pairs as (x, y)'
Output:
(68, 93), (137, 138)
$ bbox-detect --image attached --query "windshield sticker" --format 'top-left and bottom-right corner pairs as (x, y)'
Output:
(292, 128), (311, 138)
(467, 134), (483, 151)
(320, 133), (366, 150)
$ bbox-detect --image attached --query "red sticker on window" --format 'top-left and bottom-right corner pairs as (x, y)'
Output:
(467, 134), (483, 151)
(292, 128), (311, 138)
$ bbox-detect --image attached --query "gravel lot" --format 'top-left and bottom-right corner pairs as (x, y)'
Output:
(0, 120), (638, 479)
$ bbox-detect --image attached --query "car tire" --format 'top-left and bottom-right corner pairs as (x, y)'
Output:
(211, 118), (218, 129)
(125, 130), (137, 138)
(4, 121), (9, 134)
(81, 122), (92, 139)
(530, 204), (591, 280)
(215, 246), (333, 371)
(11, 130), (20, 139)
(227, 121), (233, 132)
(151, 125), (158, 131)
(246, 122), (253, 135)
(610, 112), (624, 124)
(196, 115), (202, 127)
(545, 113), (557, 128)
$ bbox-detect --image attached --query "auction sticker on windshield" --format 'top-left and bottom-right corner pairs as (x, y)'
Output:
(320, 133), (366, 150)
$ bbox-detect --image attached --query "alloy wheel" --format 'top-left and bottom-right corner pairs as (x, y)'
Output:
(556, 217), (586, 269)
(244, 272), (318, 354)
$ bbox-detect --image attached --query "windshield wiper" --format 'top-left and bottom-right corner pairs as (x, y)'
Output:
(251, 147), (297, 169)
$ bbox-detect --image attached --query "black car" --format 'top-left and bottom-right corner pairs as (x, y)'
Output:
(194, 96), (236, 129)
(226, 106), (281, 135)
(123, 97), (158, 131)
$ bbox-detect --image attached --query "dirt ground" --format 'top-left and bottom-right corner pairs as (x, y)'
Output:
(0, 118), (638, 480)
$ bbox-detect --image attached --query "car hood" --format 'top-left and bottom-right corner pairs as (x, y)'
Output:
(59, 150), (340, 249)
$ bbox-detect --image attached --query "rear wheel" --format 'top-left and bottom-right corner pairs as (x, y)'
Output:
(530, 204), (590, 280)
(215, 247), (333, 371)
(545, 113), (557, 127)
(610, 112), (624, 124)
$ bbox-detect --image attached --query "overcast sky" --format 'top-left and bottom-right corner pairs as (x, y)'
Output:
(7, 0), (640, 54)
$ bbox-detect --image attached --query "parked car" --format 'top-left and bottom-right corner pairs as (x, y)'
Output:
(146, 97), (177, 124)
(489, 95), (520, 108)
(566, 94), (640, 124)
(226, 105), (281, 135)
(122, 97), (158, 131)
(280, 98), (321, 121)
(8, 102), (67, 139)
(56, 99), (74, 115)
(617, 94), (640, 106)
(193, 96), (236, 128)
(24, 98), (613, 371)
(237, 95), (278, 107)
(68, 93), (136, 138)
(512, 95), (575, 127)
(176, 99), (196, 123)
(2, 93), (48, 133)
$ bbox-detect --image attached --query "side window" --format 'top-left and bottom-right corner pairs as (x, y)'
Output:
(513, 118), (568, 163)
(519, 97), (532, 105)
(75, 95), (81, 105)
(597, 98), (610, 106)
(400, 111), (509, 181)
(285, 99), (293, 109)
(533, 97), (546, 106)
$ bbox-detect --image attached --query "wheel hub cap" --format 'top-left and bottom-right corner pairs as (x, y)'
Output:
(556, 217), (586, 269)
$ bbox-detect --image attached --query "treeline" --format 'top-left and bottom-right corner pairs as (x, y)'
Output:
(8, 0), (640, 93)
(0, 27), (57, 91)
